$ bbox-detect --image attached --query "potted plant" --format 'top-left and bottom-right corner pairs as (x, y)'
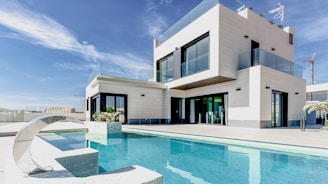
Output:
(88, 111), (122, 135)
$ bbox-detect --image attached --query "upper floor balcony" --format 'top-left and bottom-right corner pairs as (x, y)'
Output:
(238, 48), (303, 78)
(88, 60), (152, 83)
(155, 0), (245, 46)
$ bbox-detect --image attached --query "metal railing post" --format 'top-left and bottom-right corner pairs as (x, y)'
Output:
(300, 116), (306, 131)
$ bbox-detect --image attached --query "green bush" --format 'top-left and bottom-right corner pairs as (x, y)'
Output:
(92, 111), (120, 122)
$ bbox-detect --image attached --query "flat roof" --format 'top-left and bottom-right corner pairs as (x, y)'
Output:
(307, 83), (328, 93)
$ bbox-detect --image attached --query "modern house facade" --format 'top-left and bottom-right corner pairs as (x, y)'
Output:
(86, 0), (306, 128)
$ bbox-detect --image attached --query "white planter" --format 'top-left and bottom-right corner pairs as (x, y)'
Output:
(85, 121), (123, 146)
(85, 121), (122, 134)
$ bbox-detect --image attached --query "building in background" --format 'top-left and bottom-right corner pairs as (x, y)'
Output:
(86, 0), (305, 128)
(43, 107), (76, 114)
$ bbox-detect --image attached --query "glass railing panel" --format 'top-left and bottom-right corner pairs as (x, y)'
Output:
(166, 68), (174, 82)
(156, 70), (174, 83)
(293, 64), (303, 78)
(181, 56), (209, 78)
(238, 51), (251, 70)
(238, 48), (303, 78)
(188, 58), (197, 75)
(181, 62), (187, 77)
(276, 57), (291, 74)
(260, 49), (276, 69)
(156, 0), (246, 46)
(189, 0), (218, 21)
(88, 62), (101, 83)
(197, 53), (209, 72)
(219, 0), (246, 13)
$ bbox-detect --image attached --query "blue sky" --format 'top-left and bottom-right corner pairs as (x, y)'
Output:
(0, 0), (327, 111)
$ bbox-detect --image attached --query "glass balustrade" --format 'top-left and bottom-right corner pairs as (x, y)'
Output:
(238, 48), (303, 78)
(155, 0), (245, 46)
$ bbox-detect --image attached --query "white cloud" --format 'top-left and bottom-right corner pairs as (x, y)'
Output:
(0, 1), (101, 62)
(144, 14), (168, 37)
(144, 0), (170, 37)
(54, 62), (98, 71)
(285, 0), (328, 44)
(296, 16), (328, 43)
(100, 52), (154, 80)
(0, 1), (154, 80)
(54, 52), (153, 80)
(39, 77), (65, 82)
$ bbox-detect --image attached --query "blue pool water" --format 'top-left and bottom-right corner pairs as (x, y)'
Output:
(42, 132), (328, 184)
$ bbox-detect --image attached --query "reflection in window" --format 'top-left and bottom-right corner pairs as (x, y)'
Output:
(106, 96), (115, 112)
(116, 96), (125, 122)
(182, 33), (209, 77)
(157, 54), (174, 83)
(95, 96), (100, 113)
(91, 93), (127, 123)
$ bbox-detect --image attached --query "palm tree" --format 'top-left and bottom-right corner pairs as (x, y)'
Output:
(303, 101), (328, 130)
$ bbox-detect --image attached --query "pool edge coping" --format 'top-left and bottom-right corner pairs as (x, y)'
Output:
(122, 127), (328, 157)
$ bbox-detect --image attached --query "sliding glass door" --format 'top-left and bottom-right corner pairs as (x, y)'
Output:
(186, 93), (227, 125)
(272, 91), (288, 127)
(171, 98), (182, 124)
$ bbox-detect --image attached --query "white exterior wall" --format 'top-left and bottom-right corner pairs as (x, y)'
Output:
(100, 83), (167, 120)
(86, 77), (168, 122)
(154, 5), (294, 89)
(218, 7), (294, 79)
(229, 65), (305, 128)
(260, 66), (306, 126)
(170, 65), (305, 128)
(228, 67), (261, 127)
(86, 77), (101, 121)
(154, 5), (221, 89)
(236, 9), (294, 61)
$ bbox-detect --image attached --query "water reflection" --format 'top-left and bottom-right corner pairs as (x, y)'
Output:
(87, 133), (328, 184)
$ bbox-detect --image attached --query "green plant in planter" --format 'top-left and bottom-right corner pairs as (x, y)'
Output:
(92, 111), (120, 122)
(106, 107), (115, 113)
(92, 112), (101, 121)
(103, 112), (120, 122)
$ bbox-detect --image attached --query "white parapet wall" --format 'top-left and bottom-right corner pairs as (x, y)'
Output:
(85, 121), (123, 145)
(85, 121), (122, 135)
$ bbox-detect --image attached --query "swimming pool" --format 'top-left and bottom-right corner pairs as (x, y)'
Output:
(42, 132), (328, 184)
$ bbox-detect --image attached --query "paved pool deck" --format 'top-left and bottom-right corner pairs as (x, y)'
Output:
(123, 124), (328, 150)
(1, 122), (328, 183)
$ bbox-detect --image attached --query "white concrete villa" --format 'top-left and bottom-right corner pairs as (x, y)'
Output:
(86, 0), (306, 128)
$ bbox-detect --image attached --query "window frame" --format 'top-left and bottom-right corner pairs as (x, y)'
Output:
(181, 32), (210, 77)
(157, 53), (174, 83)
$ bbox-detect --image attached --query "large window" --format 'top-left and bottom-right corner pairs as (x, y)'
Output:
(91, 93), (127, 123)
(157, 54), (174, 83)
(91, 95), (100, 114)
(182, 33), (209, 77)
